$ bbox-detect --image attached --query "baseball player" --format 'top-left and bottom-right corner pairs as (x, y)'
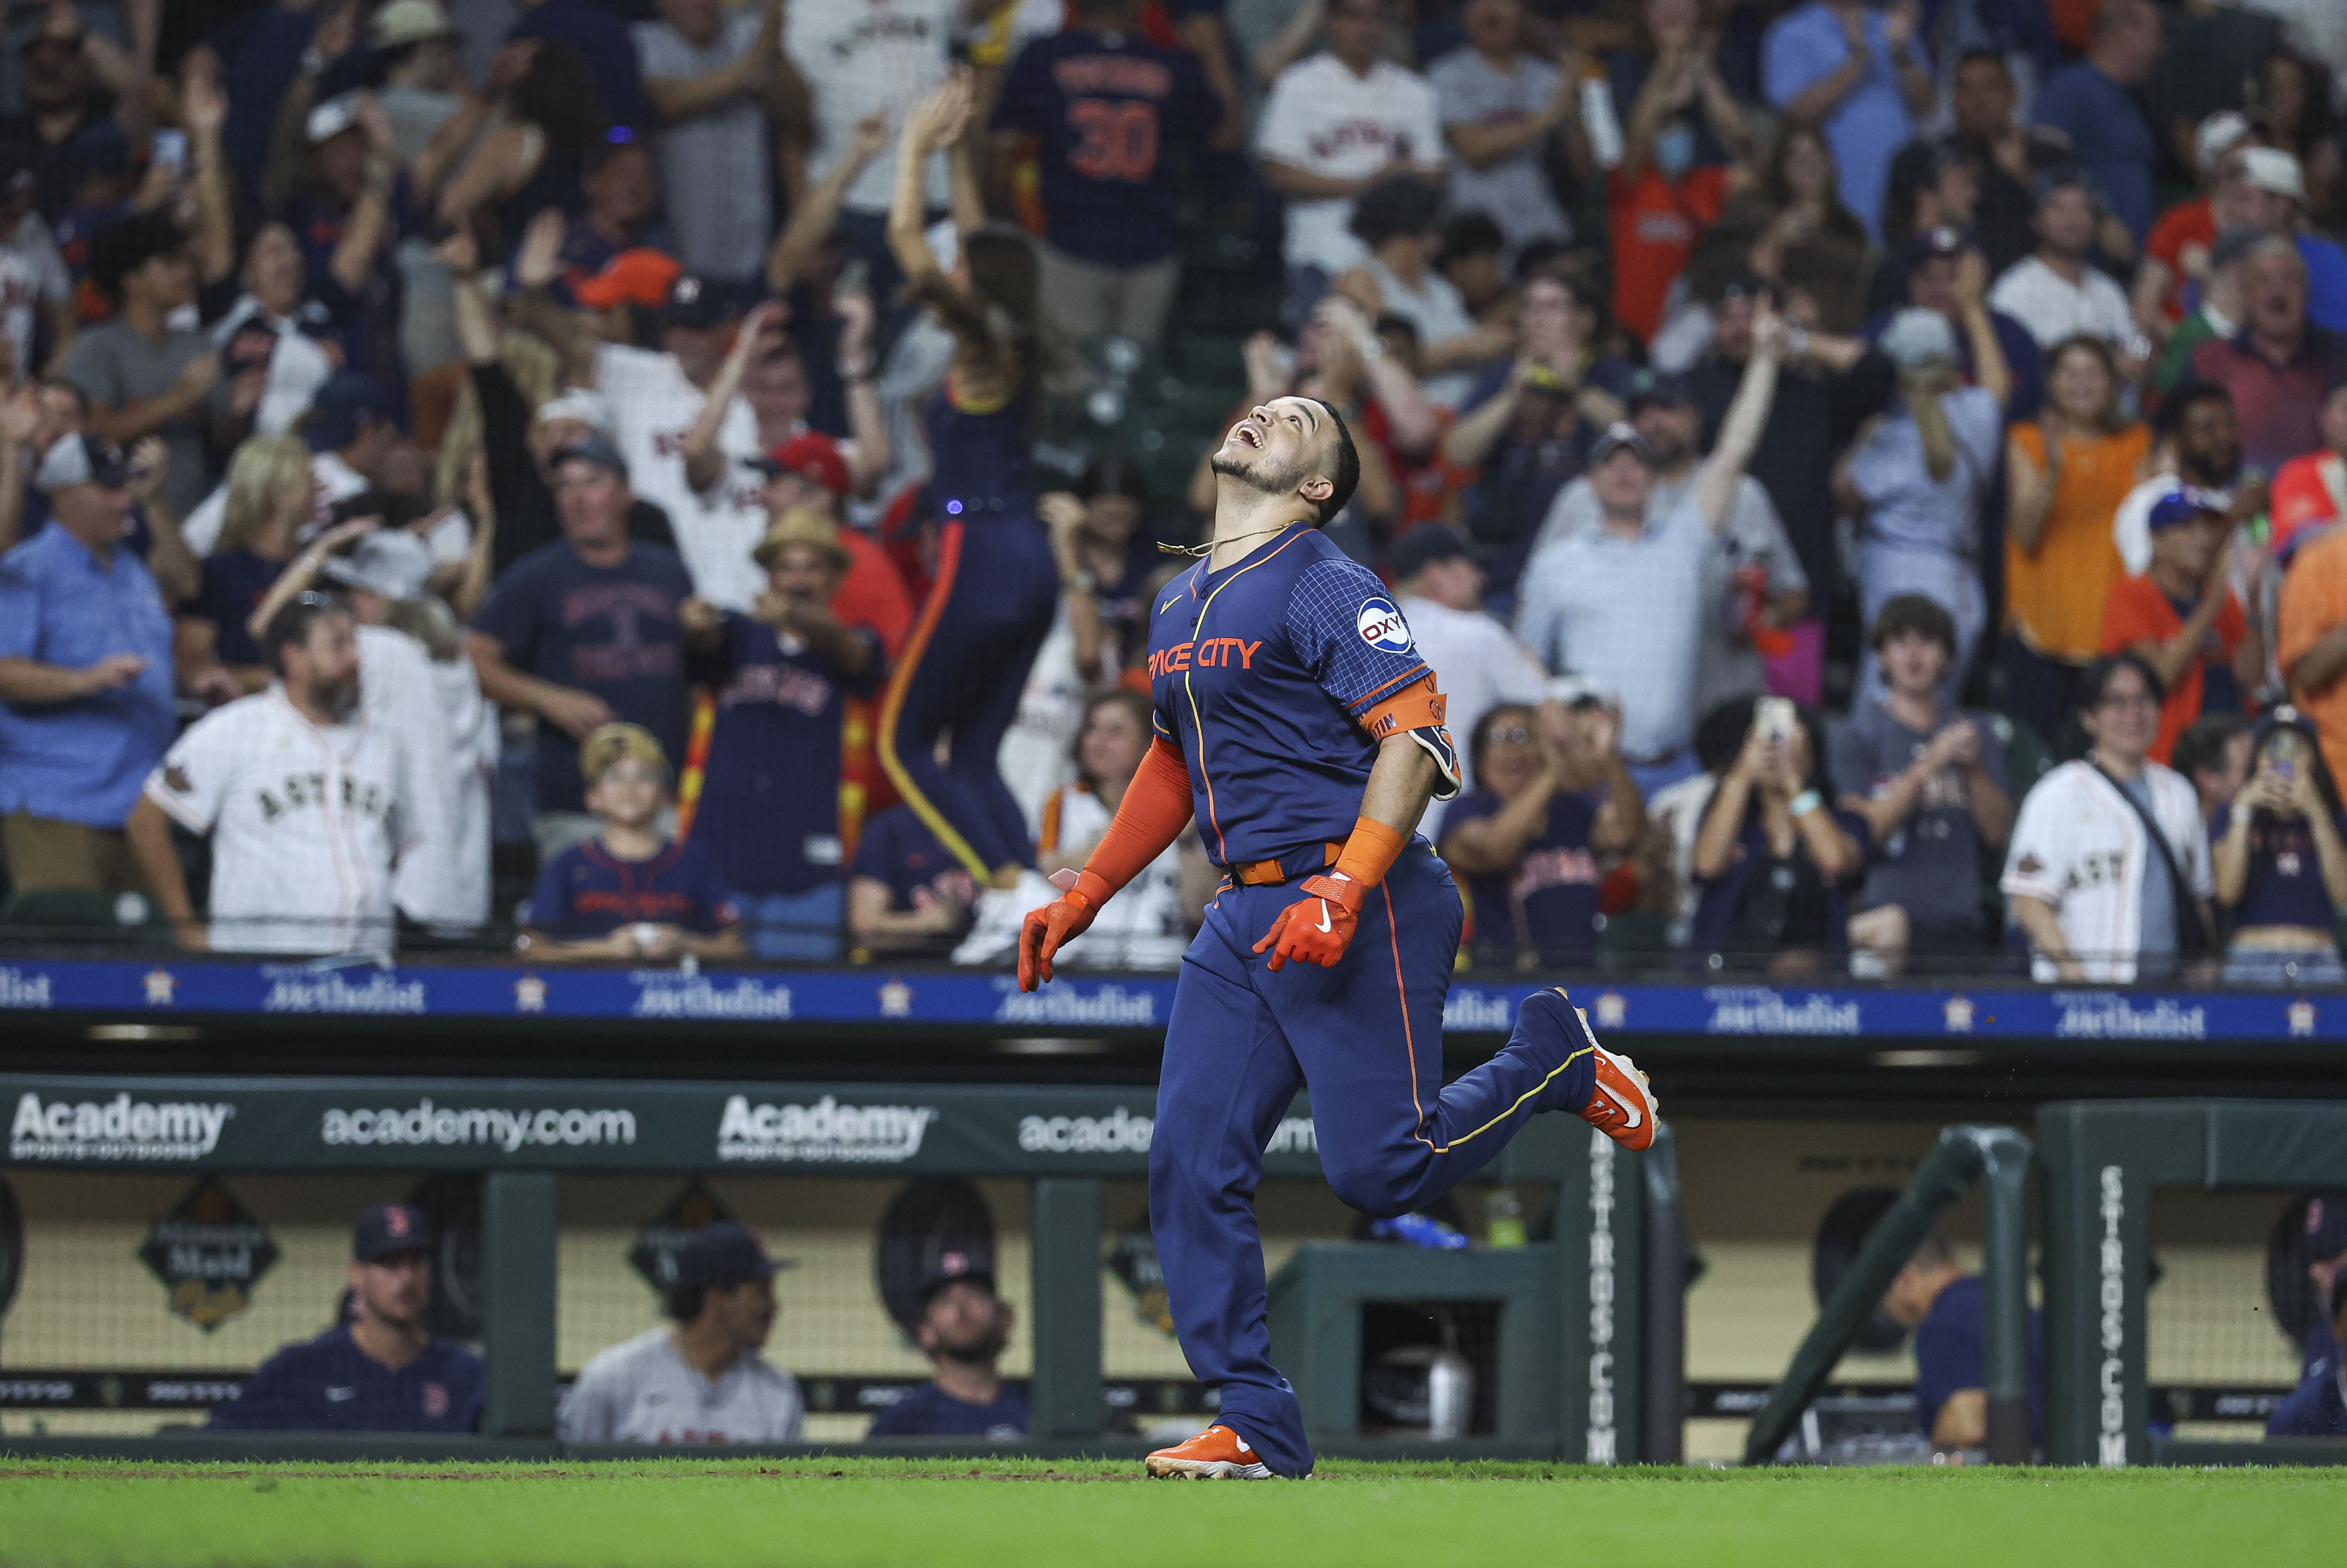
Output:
(126, 593), (416, 955)
(1018, 395), (1659, 1481)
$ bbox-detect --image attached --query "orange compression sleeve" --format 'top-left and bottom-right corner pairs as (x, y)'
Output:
(1073, 737), (1195, 904)
(1360, 676), (1448, 741)
(1332, 815), (1407, 889)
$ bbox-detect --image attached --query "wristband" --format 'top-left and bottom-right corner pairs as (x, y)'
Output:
(1788, 789), (1823, 819)
(1331, 816), (1407, 889)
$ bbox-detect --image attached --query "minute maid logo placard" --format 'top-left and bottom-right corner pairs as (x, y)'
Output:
(137, 1175), (280, 1331)
(1356, 596), (1413, 652)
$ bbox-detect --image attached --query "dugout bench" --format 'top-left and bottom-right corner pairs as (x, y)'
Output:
(0, 1074), (1675, 1463)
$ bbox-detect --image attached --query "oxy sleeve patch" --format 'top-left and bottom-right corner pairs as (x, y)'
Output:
(1355, 595), (1412, 653)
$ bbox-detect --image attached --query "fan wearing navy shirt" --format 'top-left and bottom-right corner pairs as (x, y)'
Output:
(865, 1262), (1030, 1440)
(2211, 712), (2347, 987)
(209, 1202), (483, 1433)
(683, 509), (884, 961)
(522, 723), (743, 962)
(988, 0), (1221, 349)
(846, 804), (980, 955)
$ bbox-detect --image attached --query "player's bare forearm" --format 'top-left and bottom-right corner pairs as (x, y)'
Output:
(1360, 731), (1439, 843)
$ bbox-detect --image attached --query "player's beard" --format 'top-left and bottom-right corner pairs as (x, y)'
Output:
(1208, 445), (1307, 497)
(934, 1318), (1011, 1365)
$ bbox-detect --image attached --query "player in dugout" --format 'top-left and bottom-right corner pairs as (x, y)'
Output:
(1879, 1230), (2045, 1452)
(865, 1257), (1028, 1440)
(209, 1202), (483, 1431)
(1017, 387), (1679, 1481)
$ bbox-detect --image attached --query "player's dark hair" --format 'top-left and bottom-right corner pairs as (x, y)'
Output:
(261, 590), (352, 677)
(1307, 399), (1359, 527)
(664, 1281), (708, 1323)
(1907, 1232), (1955, 1271)
(1870, 593), (1957, 658)
(2082, 650), (2166, 710)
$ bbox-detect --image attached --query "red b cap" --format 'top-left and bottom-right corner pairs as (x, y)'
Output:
(752, 430), (851, 496)
(572, 248), (684, 311)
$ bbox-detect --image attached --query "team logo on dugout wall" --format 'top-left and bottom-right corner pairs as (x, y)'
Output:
(137, 1175), (279, 1332)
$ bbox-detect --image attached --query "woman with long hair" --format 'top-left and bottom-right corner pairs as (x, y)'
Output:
(2213, 707), (2347, 985)
(879, 68), (1064, 915)
(435, 39), (610, 258)
(1748, 121), (1870, 275)
(2002, 333), (2153, 744)
(173, 435), (319, 696)
(1032, 688), (1205, 969)
(1688, 695), (1869, 975)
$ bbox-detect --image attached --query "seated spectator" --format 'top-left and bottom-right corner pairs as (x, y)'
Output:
(519, 723), (743, 963)
(847, 803), (979, 956)
(1429, 0), (1579, 265)
(2211, 710), (2347, 987)
(208, 223), (340, 439)
(2003, 653), (2216, 983)
(0, 434), (178, 896)
(558, 1221), (804, 1445)
(2189, 238), (2347, 476)
(66, 211), (223, 521)
(1035, 689), (1201, 970)
(1514, 310), (1788, 802)
(1830, 596), (2013, 971)
(2100, 488), (2258, 766)
(1837, 306), (2009, 708)
(1988, 170), (2149, 376)
(866, 1259), (1027, 1440)
(1335, 177), (1507, 408)
(2267, 1274), (2347, 1440)
(1440, 696), (1645, 969)
(2172, 712), (2253, 826)
(1688, 696), (1870, 975)
(177, 435), (317, 697)
(466, 435), (694, 861)
(2027, 0), (2161, 246)
(1254, 0), (1444, 314)
(2114, 380), (2251, 579)
(1759, 0), (1932, 244)
(209, 1203), (482, 1433)
(987, 0), (1221, 352)
(681, 510), (881, 962)
(130, 594), (414, 955)
(2002, 334), (2153, 745)
(2288, 1195), (2347, 1390)
(1879, 1232), (2042, 1453)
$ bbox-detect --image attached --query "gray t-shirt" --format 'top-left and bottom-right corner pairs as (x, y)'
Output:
(62, 319), (213, 519)
(1827, 701), (2006, 931)
(2118, 770), (2178, 976)
(635, 13), (773, 283)
(557, 1326), (805, 1444)
(1425, 47), (1569, 255)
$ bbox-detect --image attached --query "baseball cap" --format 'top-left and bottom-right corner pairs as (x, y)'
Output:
(1549, 672), (1615, 710)
(370, 0), (460, 51)
(35, 433), (136, 493)
(753, 506), (851, 572)
(2195, 110), (2254, 174)
(1906, 224), (1969, 265)
(1879, 307), (1959, 370)
(549, 431), (628, 478)
(750, 431), (852, 496)
(1626, 369), (1696, 414)
(536, 386), (614, 435)
(1386, 523), (1474, 581)
(2239, 146), (2307, 205)
(1588, 422), (1658, 468)
(305, 372), (395, 454)
(674, 1221), (787, 1289)
(2305, 1192), (2347, 1259)
(322, 529), (435, 601)
(660, 272), (736, 330)
(572, 248), (683, 313)
(1705, 269), (1767, 308)
(917, 1252), (996, 1306)
(580, 721), (669, 786)
(306, 91), (366, 145)
(353, 1201), (433, 1261)
(2146, 486), (2228, 532)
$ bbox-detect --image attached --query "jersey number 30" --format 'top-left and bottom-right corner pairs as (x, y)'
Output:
(1069, 99), (1160, 181)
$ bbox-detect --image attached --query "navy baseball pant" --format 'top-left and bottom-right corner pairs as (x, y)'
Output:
(1148, 842), (1597, 1477)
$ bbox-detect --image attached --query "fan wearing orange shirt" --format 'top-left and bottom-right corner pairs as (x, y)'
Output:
(2100, 488), (2261, 764)
(1607, 68), (1731, 344)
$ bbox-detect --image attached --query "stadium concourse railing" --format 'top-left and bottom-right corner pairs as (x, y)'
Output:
(0, 1073), (1674, 1464)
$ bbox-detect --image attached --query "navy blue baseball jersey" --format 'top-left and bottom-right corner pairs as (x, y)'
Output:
(525, 837), (740, 937)
(1144, 526), (1457, 873)
(988, 27), (1218, 268)
(864, 1380), (1031, 1439)
(689, 611), (883, 898)
(207, 1326), (483, 1432)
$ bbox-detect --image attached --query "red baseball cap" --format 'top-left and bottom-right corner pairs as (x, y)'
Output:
(572, 248), (683, 311)
(751, 430), (851, 496)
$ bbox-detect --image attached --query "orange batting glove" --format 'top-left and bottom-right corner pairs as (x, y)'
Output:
(1254, 873), (1364, 972)
(1018, 869), (1108, 990)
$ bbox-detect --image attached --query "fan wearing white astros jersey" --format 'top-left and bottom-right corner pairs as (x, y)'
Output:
(127, 593), (418, 955)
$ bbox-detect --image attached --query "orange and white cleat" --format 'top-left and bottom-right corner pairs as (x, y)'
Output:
(1144, 1424), (1276, 1480)
(1563, 991), (1658, 1152)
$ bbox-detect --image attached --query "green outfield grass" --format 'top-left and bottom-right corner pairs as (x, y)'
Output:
(1, 1457), (2340, 1568)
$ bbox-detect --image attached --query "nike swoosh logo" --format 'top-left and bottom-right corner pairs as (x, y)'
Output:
(1597, 1081), (1643, 1130)
(1316, 900), (1331, 932)
(1234, 1435), (1253, 1453)
(1160, 594), (1183, 614)
(325, 1386), (356, 1401)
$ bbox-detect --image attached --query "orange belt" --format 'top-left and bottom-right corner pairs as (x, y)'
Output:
(1230, 843), (1343, 886)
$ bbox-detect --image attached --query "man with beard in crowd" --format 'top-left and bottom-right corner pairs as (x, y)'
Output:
(866, 1258), (1029, 1439)
(2114, 380), (2256, 578)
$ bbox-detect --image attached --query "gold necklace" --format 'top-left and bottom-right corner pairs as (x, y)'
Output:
(1156, 522), (1295, 559)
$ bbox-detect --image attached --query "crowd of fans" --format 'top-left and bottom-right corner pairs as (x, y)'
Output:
(5, 0), (2347, 982)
